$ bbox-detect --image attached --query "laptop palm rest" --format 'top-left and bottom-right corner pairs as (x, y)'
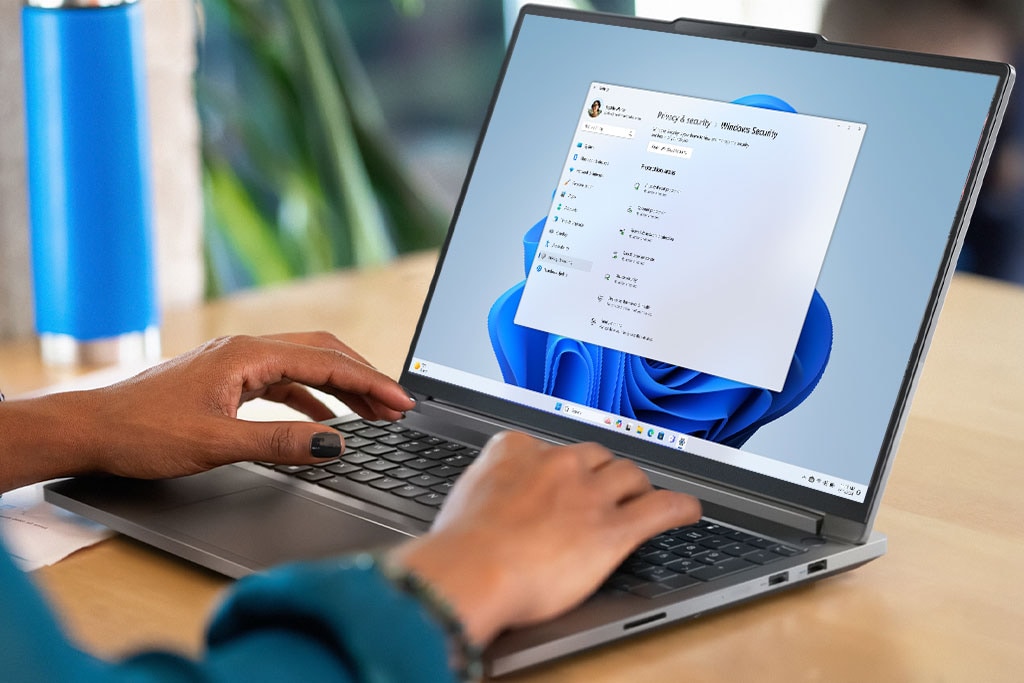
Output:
(156, 485), (407, 566)
(45, 469), (410, 576)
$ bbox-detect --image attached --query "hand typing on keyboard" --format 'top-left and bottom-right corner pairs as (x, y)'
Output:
(0, 332), (416, 493)
(388, 430), (702, 646)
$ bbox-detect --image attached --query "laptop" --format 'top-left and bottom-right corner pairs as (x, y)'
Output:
(45, 5), (1013, 676)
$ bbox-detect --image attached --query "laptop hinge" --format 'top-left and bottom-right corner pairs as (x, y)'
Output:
(640, 467), (823, 536)
(413, 397), (825, 536)
(410, 396), (572, 446)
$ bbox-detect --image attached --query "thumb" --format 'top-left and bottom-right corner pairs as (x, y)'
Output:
(235, 421), (344, 464)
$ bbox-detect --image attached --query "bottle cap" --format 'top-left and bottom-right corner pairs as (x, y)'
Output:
(40, 328), (161, 368)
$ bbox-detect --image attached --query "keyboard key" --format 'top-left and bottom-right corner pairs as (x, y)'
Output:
(745, 550), (784, 565)
(404, 458), (437, 471)
(693, 550), (729, 565)
(426, 464), (462, 478)
(332, 421), (363, 435)
(342, 436), (373, 450)
(661, 573), (702, 590)
(377, 433), (410, 446)
(699, 536), (733, 550)
(648, 535), (689, 551)
(347, 470), (382, 483)
(637, 550), (679, 566)
(310, 458), (340, 468)
(634, 565), (682, 583)
(381, 450), (418, 464)
(620, 558), (654, 576)
(341, 452), (376, 465)
(414, 492), (446, 507)
(274, 464), (311, 474)
(664, 557), (701, 573)
(354, 427), (390, 439)
(297, 468), (334, 482)
(442, 454), (474, 468)
(689, 558), (754, 582)
(360, 444), (397, 457)
(362, 459), (398, 473)
(720, 543), (758, 557)
(387, 467), (419, 480)
(369, 477), (405, 491)
(325, 462), (361, 476)
(406, 473), (444, 488)
(384, 424), (408, 434)
(393, 484), (430, 499)
(671, 543), (704, 557)
(397, 441), (435, 453)
(431, 481), (455, 494)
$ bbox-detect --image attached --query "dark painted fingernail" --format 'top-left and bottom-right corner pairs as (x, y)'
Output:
(310, 432), (342, 459)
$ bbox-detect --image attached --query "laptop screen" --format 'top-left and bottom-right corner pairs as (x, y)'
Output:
(402, 8), (1011, 521)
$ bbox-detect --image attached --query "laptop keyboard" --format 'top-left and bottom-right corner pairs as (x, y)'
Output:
(255, 417), (806, 598)
(601, 519), (805, 598)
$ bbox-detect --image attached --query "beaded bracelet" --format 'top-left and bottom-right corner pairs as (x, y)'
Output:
(371, 554), (484, 682)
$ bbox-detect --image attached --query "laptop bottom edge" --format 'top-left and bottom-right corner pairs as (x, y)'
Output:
(486, 532), (885, 677)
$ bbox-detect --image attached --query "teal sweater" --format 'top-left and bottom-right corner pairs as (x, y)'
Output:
(0, 539), (456, 682)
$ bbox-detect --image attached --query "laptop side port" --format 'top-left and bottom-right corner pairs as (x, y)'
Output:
(624, 613), (667, 630)
(807, 559), (828, 574)
(768, 571), (789, 586)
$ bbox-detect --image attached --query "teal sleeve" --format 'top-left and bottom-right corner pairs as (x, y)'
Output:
(0, 538), (456, 682)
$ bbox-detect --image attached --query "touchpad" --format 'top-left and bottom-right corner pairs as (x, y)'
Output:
(158, 486), (409, 569)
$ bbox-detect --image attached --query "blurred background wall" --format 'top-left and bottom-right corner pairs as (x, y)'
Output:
(0, 2), (33, 340)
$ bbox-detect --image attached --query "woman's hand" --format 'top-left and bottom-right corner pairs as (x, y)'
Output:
(0, 332), (415, 491)
(389, 431), (702, 645)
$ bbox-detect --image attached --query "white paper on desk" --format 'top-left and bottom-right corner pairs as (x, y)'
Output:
(1, 483), (114, 571)
(5, 362), (353, 571)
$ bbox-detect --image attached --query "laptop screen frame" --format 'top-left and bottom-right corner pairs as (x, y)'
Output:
(398, 4), (1015, 533)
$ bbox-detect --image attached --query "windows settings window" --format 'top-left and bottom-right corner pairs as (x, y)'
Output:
(514, 82), (866, 391)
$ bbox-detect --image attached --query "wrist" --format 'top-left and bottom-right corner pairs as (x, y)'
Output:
(386, 531), (515, 648)
(374, 553), (484, 681)
(0, 392), (104, 492)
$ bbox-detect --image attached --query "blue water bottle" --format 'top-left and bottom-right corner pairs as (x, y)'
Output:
(22, 0), (160, 367)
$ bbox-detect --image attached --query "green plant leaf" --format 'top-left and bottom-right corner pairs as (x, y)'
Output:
(203, 158), (296, 286)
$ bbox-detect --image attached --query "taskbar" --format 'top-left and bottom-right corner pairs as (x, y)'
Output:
(407, 358), (867, 503)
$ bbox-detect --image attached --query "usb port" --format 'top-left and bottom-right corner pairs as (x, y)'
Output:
(768, 571), (789, 586)
(807, 560), (827, 574)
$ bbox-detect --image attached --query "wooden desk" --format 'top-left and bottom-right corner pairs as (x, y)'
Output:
(4, 252), (1023, 681)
